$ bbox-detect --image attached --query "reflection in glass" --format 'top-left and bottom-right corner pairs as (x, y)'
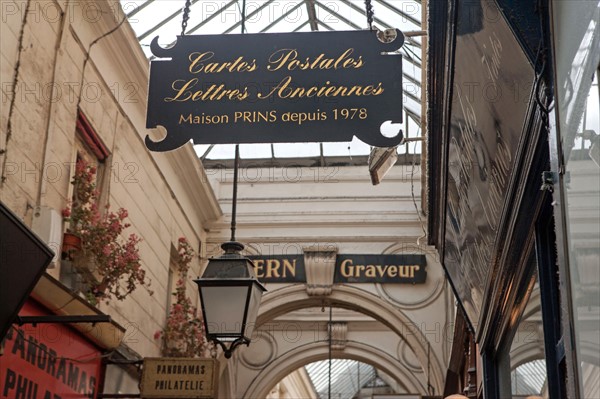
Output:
(506, 277), (548, 399)
(511, 359), (546, 397)
(564, 76), (600, 399)
(552, 2), (600, 395)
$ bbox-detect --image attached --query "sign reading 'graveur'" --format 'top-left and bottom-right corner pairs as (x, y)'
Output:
(247, 254), (426, 284)
(145, 30), (404, 152)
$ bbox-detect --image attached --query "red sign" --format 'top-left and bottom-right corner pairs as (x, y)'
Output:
(0, 301), (102, 399)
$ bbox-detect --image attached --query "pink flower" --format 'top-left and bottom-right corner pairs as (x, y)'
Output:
(157, 237), (207, 357)
(63, 158), (151, 304)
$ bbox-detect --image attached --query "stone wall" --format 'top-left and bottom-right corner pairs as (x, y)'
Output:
(0, 0), (221, 359)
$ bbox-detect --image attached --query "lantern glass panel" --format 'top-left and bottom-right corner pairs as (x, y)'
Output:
(243, 282), (265, 339)
(201, 285), (249, 340)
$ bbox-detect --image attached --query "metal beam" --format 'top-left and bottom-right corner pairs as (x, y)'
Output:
(224, 0), (277, 33)
(148, 0), (240, 60)
(305, 0), (319, 31)
(260, 1), (305, 32)
(403, 71), (420, 87)
(187, 0), (239, 34)
(404, 89), (421, 104)
(201, 145), (215, 160)
(125, 0), (155, 18)
(293, 20), (312, 32)
(405, 30), (427, 37)
(402, 50), (422, 69)
(314, 1), (362, 30)
(374, 0), (421, 28)
(317, 20), (335, 31)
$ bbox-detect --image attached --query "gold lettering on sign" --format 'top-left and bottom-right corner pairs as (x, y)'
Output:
(283, 259), (297, 278)
(253, 259), (297, 278)
(257, 76), (383, 100)
(254, 259), (265, 278)
(160, 47), (389, 103)
(281, 110), (327, 125)
(165, 79), (249, 102)
(387, 265), (398, 277)
(266, 48), (364, 72)
(188, 52), (257, 74)
(338, 259), (421, 280)
(179, 113), (229, 125)
(266, 259), (281, 278)
(234, 111), (277, 123)
(340, 259), (353, 278)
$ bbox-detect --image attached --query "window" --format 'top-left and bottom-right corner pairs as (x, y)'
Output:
(495, 259), (547, 398)
(59, 111), (110, 292)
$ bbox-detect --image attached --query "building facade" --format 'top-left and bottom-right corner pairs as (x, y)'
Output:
(1, 1), (451, 398)
(1, 0), (221, 395)
(203, 164), (453, 397)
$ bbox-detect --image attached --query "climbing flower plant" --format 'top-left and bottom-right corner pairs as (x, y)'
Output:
(63, 159), (151, 304)
(155, 237), (208, 357)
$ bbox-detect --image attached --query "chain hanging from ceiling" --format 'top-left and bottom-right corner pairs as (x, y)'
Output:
(364, 0), (375, 31)
(181, 0), (192, 35)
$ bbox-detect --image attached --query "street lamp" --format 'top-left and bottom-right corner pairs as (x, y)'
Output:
(195, 145), (266, 359)
(195, 241), (266, 358)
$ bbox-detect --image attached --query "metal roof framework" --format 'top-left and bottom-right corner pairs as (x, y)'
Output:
(121, 0), (425, 163)
(305, 359), (378, 399)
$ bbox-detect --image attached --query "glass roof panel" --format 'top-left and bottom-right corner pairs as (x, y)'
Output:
(122, 0), (424, 162)
(322, 137), (371, 157)
(511, 359), (547, 396)
(273, 142), (321, 158)
(305, 359), (377, 399)
(194, 144), (211, 158)
(239, 143), (273, 159)
(204, 144), (236, 159)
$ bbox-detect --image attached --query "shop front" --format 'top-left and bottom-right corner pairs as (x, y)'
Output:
(1, 300), (103, 399)
(428, 0), (599, 397)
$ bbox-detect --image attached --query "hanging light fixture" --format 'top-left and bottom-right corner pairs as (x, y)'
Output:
(195, 145), (266, 358)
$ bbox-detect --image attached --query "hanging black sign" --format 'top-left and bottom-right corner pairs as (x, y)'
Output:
(145, 30), (404, 152)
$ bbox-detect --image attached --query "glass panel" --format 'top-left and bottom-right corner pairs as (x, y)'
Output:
(273, 142), (320, 157)
(239, 144), (273, 159)
(552, 2), (600, 396)
(498, 258), (548, 398)
(205, 144), (236, 159)
(511, 359), (546, 397)
(305, 359), (376, 399)
(194, 144), (212, 158)
(201, 285), (249, 339)
(322, 137), (371, 156)
(103, 364), (140, 395)
(243, 282), (265, 340)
